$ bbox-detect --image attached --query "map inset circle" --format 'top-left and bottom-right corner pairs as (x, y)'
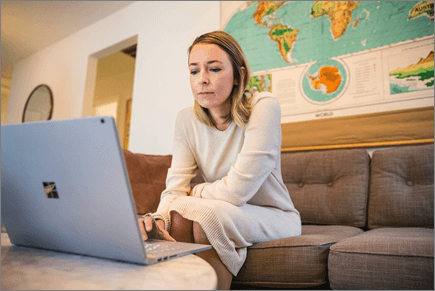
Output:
(301, 59), (347, 104)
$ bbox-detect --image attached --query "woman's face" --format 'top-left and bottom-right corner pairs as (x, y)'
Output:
(188, 43), (235, 114)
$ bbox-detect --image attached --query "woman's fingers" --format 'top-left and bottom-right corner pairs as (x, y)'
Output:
(139, 216), (158, 240)
(138, 218), (148, 240)
(161, 230), (177, 242)
(144, 216), (154, 232)
(138, 216), (177, 242)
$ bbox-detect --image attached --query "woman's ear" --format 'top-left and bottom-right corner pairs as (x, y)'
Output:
(234, 66), (246, 86)
(240, 66), (246, 81)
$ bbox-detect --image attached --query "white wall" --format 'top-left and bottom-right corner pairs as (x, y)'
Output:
(6, 1), (220, 155)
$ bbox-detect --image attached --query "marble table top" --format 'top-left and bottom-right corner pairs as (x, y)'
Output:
(1, 233), (217, 290)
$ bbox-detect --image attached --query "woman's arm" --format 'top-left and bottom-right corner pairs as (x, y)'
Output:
(155, 109), (198, 227)
(192, 94), (281, 206)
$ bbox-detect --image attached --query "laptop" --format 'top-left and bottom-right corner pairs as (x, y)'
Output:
(1, 116), (211, 265)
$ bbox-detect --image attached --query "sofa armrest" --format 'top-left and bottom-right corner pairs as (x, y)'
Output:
(123, 149), (172, 214)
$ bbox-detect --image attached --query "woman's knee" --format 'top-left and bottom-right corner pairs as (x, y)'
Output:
(193, 222), (210, 245)
(170, 211), (189, 228)
(169, 211), (194, 243)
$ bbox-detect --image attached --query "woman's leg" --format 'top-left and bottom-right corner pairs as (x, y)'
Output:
(169, 211), (233, 290)
(169, 210), (194, 243)
(193, 222), (233, 290)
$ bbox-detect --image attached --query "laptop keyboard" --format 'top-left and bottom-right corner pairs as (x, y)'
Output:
(144, 242), (182, 255)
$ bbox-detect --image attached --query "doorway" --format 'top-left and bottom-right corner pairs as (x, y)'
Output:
(83, 37), (137, 150)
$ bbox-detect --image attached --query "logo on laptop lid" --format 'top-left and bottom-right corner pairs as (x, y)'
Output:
(43, 182), (59, 198)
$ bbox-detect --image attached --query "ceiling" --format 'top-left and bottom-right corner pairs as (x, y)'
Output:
(1, 1), (136, 79)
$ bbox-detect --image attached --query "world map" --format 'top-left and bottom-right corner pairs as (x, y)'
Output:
(225, 1), (434, 76)
(223, 1), (433, 148)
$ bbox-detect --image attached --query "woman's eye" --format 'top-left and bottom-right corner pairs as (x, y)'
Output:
(210, 68), (221, 72)
(190, 70), (199, 75)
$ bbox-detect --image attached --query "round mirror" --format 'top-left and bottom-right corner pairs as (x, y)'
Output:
(22, 84), (53, 123)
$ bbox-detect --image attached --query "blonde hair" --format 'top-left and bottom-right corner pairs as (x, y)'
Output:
(188, 31), (252, 129)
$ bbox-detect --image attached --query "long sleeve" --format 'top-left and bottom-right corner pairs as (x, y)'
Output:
(153, 93), (300, 277)
(156, 110), (198, 224)
(192, 93), (282, 206)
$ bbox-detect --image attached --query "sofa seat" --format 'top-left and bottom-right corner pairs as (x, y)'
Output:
(233, 225), (363, 289)
(121, 145), (433, 290)
(328, 227), (434, 290)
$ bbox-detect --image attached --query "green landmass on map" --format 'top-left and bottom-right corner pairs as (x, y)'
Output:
(408, 1), (434, 21)
(269, 24), (299, 62)
(248, 1), (298, 63)
(391, 66), (434, 80)
(389, 51), (434, 82)
(310, 1), (327, 15)
(310, 1), (360, 40)
(249, 1), (287, 25)
(248, 74), (272, 93)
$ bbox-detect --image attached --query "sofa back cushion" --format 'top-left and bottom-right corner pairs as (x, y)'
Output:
(123, 150), (172, 214)
(368, 144), (434, 229)
(282, 149), (370, 227)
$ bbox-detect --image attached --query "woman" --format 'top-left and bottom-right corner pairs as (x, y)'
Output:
(139, 30), (301, 290)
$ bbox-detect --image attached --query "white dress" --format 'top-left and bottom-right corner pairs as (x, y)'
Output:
(156, 92), (301, 276)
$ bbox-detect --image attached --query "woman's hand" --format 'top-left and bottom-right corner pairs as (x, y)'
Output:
(138, 216), (176, 242)
(191, 183), (210, 198)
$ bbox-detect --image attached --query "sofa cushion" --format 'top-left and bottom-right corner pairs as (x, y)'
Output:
(281, 149), (370, 227)
(233, 225), (363, 289)
(328, 227), (434, 290)
(368, 144), (434, 229)
(123, 150), (171, 214)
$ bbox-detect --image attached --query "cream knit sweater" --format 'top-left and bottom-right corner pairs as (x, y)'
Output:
(156, 92), (301, 275)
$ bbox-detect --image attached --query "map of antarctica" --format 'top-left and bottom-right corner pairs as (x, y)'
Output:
(224, 1), (434, 121)
(303, 59), (347, 103)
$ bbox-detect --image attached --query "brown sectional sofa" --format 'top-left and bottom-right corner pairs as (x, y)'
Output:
(123, 143), (434, 290)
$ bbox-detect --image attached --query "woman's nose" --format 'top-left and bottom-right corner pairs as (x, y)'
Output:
(199, 70), (209, 85)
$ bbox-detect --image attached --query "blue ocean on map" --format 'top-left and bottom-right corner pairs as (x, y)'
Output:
(224, 1), (434, 72)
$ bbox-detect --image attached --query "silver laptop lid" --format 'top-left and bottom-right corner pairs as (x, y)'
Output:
(1, 116), (147, 264)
